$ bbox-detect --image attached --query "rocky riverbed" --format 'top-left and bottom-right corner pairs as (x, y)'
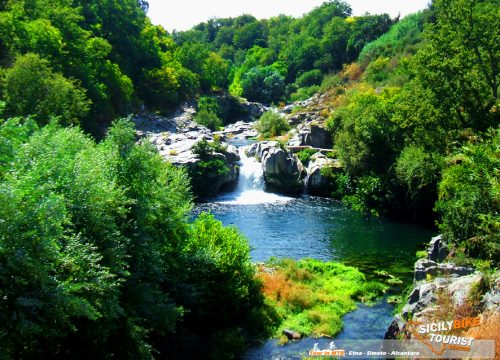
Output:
(133, 94), (341, 197)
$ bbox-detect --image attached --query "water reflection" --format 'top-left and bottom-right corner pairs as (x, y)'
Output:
(194, 196), (432, 273)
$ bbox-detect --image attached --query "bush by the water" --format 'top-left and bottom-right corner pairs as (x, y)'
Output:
(256, 110), (290, 139)
(296, 148), (318, 166)
(0, 118), (273, 358)
(189, 138), (230, 197)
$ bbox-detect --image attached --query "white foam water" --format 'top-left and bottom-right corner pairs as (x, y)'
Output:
(215, 146), (293, 205)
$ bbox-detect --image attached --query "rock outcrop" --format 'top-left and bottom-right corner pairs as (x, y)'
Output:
(288, 124), (333, 149)
(427, 235), (450, 263)
(245, 141), (305, 195)
(214, 121), (258, 140)
(238, 99), (268, 120)
(305, 153), (341, 196)
(385, 236), (499, 340)
(133, 103), (239, 197)
(261, 146), (305, 195)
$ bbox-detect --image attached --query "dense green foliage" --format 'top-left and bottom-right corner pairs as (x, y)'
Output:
(0, 0), (228, 134)
(296, 148), (318, 166)
(0, 0), (498, 357)
(0, 0), (393, 131)
(256, 110), (290, 138)
(4, 54), (90, 126)
(189, 138), (231, 198)
(174, 0), (393, 103)
(0, 119), (273, 358)
(325, 0), (499, 261)
(358, 12), (427, 65)
(194, 109), (223, 131)
(435, 131), (499, 264)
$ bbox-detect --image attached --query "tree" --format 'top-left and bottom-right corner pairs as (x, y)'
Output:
(395, 146), (443, 222)
(332, 87), (402, 176)
(233, 21), (267, 49)
(240, 66), (285, 104)
(4, 53), (90, 125)
(415, 0), (499, 131)
(203, 52), (229, 90)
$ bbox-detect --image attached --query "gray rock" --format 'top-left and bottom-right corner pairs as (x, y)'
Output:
(259, 144), (305, 194)
(305, 154), (340, 196)
(214, 121), (258, 140)
(286, 112), (322, 127)
(387, 235), (493, 341)
(282, 329), (301, 340)
(133, 104), (239, 197)
(225, 145), (239, 165)
(414, 259), (474, 283)
(288, 124), (333, 149)
(428, 235), (449, 262)
(384, 315), (407, 339)
(414, 259), (438, 282)
(252, 141), (278, 161)
(238, 99), (268, 120)
(263, 148), (289, 175)
(437, 263), (474, 278)
(483, 276), (500, 311)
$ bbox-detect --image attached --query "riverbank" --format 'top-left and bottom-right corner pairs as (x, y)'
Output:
(256, 259), (388, 343)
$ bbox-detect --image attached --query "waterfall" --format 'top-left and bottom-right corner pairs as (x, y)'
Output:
(303, 172), (310, 195)
(236, 149), (266, 193)
(215, 145), (292, 205)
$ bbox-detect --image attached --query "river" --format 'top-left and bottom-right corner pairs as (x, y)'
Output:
(193, 145), (434, 359)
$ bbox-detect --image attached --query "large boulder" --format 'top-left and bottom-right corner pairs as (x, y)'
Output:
(427, 235), (449, 263)
(246, 141), (277, 160)
(238, 99), (268, 120)
(214, 121), (258, 140)
(133, 105), (240, 198)
(288, 124), (332, 149)
(305, 154), (341, 196)
(260, 144), (305, 195)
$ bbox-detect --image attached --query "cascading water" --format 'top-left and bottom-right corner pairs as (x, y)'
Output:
(215, 146), (292, 205)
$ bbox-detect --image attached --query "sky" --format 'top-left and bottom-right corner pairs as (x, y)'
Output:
(147, 0), (431, 32)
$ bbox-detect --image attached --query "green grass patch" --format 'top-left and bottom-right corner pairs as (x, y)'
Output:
(257, 259), (388, 340)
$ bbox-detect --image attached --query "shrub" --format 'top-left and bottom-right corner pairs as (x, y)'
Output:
(320, 74), (343, 92)
(290, 85), (320, 102)
(198, 96), (220, 115)
(256, 110), (290, 138)
(0, 118), (272, 357)
(190, 138), (230, 197)
(296, 148), (317, 166)
(194, 109), (223, 131)
(363, 57), (391, 84)
(295, 69), (323, 88)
